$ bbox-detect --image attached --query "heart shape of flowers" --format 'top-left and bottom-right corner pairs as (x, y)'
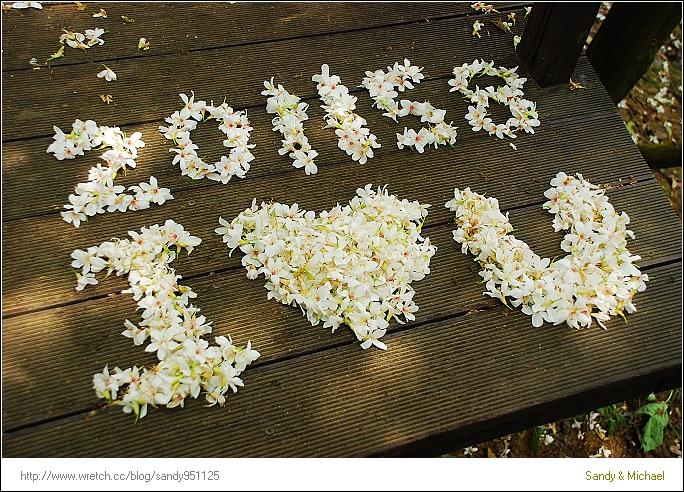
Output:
(446, 172), (648, 329)
(217, 184), (437, 349)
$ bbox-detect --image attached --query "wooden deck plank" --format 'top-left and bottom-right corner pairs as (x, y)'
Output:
(1, 116), (664, 317)
(2, 6), (532, 140)
(2, 2), (681, 459)
(2, 181), (680, 429)
(3, 262), (680, 457)
(2, 2), (517, 71)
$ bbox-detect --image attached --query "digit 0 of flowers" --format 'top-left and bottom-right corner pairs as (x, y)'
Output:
(216, 184), (436, 349)
(261, 77), (318, 175)
(159, 92), (255, 183)
(360, 58), (458, 153)
(448, 59), (540, 139)
(72, 220), (260, 421)
(312, 64), (381, 165)
(445, 172), (648, 329)
(47, 119), (173, 228)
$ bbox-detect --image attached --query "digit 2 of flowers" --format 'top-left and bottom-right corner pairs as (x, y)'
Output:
(216, 184), (436, 350)
(159, 92), (255, 183)
(73, 220), (260, 420)
(360, 58), (458, 153)
(312, 64), (381, 165)
(47, 119), (173, 228)
(448, 59), (540, 139)
(261, 77), (319, 175)
(445, 172), (648, 329)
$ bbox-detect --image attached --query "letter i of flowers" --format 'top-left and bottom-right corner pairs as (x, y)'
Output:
(312, 64), (381, 165)
(262, 77), (319, 175)
(360, 58), (458, 153)
(73, 220), (260, 420)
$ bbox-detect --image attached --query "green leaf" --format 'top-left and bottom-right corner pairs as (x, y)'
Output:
(531, 427), (543, 454)
(635, 402), (669, 453)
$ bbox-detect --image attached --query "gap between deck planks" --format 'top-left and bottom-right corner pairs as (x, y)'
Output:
(2, 262), (680, 457)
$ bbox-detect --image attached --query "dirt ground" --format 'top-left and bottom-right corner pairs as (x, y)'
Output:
(443, 5), (682, 459)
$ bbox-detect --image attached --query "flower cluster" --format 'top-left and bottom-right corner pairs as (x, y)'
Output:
(445, 172), (648, 330)
(4, 1), (42, 9)
(448, 59), (539, 139)
(74, 220), (260, 420)
(472, 20), (484, 38)
(261, 77), (318, 175)
(216, 184), (436, 349)
(471, 2), (498, 14)
(312, 64), (380, 165)
(360, 58), (458, 153)
(47, 119), (172, 227)
(59, 27), (106, 51)
(159, 92), (255, 183)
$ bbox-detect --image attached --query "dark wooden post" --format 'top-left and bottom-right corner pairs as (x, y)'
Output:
(517, 2), (601, 87)
(586, 2), (682, 105)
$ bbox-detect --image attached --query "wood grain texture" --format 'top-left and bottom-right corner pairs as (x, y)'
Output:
(2, 2), (680, 458)
(3, 262), (680, 457)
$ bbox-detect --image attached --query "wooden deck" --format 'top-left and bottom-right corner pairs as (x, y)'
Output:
(2, 2), (681, 457)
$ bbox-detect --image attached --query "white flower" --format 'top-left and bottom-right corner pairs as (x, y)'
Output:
(97, 65), (117, 81)
(10, 1), (42, 9)
(463, 446), (478, 456)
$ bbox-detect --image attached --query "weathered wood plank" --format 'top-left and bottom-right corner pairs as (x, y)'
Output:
(1, 56), (643, 221)
(2, 262), (680, 457)
(517, 2), (601, 87)
(1, 7), (529, 141)
(2, 181), (680, 429)
(1, 116), (663, 317)
(586, 2), (683, 104)
(1, 2), (530, 71)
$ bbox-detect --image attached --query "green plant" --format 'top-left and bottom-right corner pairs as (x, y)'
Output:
(597, 403), (628, 435)
(635, 390), (675, 453)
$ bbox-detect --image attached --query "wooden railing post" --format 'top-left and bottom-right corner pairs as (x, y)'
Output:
(586, 2), (682, 105)
(517, 2), (601, 87)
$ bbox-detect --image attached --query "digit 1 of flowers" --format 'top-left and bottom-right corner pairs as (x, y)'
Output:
(216, 184), (436, 350)
(159, 92), (255, 183)
(360, 58), (458, 153)
(261, 77), (318, 175)
(312, 64), (380, 165)
(47, 119), (173, 228)
(448, 59), (540, 140)
(445, 171), (648, 330)
(73, 220), (260, 420)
